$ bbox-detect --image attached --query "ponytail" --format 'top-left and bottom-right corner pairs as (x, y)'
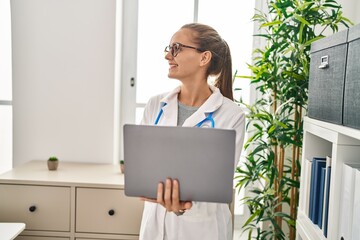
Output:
(214, 40), (233, 100)
(181, 23), (234, 100)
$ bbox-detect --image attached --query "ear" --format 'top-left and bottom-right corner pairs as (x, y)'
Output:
(199, 51), (212, 67)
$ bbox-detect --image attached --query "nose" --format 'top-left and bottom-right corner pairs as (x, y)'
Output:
(164, 51), (173, 60)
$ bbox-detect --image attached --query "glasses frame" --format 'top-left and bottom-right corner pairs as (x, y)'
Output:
(164, 42), (204, 57)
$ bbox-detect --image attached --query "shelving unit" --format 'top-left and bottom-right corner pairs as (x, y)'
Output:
(297, 117), (360, 240)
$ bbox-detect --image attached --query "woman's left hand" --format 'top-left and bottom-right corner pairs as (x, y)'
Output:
(141, 178), (192, 212)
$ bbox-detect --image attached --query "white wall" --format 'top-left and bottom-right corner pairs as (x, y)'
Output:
(338, 0), (360, 26)
(11, 0), (117, 166)
(0, 0), (13, 173)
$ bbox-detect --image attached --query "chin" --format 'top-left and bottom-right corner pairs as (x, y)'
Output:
(168, 74), (176, 79)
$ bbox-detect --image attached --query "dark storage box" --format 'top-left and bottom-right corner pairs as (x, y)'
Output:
(308, 29), (349, 125)
(344, 24), (360, 129)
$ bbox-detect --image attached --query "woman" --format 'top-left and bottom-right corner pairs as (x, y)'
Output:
(140, 23), (245, 240)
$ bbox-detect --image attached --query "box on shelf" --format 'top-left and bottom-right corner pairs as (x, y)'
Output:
(308, 29), (348, 125)
(344, 24), (360, 130)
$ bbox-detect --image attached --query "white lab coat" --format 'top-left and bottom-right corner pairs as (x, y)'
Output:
(139, 85), (245, 240)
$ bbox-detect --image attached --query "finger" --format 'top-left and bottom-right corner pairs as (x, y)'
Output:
(157, 182), (164, 205)
(164, 178), (172, 210)
(172, 179), (185, 212)
(182, 201), (193, 210)
(172, 179), (180, 203)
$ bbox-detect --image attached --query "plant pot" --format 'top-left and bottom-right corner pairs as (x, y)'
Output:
(120, 163), (125, 174)
(47, 160), (59, 171)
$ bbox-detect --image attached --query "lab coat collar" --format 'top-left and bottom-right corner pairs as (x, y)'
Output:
(159, 85), (224, 127)
(158, 87), (180, 126)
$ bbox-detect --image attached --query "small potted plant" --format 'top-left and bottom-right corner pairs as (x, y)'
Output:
(120, 160), (125, 174)
(47, 156), (59, 171)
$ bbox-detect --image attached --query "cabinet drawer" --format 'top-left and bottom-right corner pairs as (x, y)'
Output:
(76, 238), (138, 240)
(76, 188), (143, 235)
(0, 184), (71, 232)
(16, 237), (69, 240)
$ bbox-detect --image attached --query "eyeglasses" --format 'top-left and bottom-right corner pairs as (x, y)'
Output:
(164, 42), (204, 57)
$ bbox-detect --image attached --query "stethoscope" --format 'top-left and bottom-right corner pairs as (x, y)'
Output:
(154, 103), (215, 128)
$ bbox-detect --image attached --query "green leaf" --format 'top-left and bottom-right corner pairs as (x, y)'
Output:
(323, 3), (341, 8)
(268, 125), (276, 134)
(304, 36), (324, 46)
(298, 22), (305, 43)
(341, 16), (355, 26)
(292, 14), (311, 25)
(243, 209), (262, 227)
(261, 20), (283, 28)
(236, 75), (253, 79)
(273, 212), (292, 219)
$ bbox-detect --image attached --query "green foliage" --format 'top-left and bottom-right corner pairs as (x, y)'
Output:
(235, 0), (352, 239)
(48, 156), (58, 161)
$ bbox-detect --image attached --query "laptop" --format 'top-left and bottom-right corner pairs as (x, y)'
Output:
(123, 124), (236, 203)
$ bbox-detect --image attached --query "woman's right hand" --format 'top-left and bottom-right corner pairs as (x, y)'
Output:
(141, 178), (192, 213)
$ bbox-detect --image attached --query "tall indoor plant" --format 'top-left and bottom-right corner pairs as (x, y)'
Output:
(235, 0), (352, 239)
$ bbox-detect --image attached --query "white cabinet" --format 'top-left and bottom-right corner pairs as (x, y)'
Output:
(76, 188), (142, 235)
(0, 161), (144, 240)
(0, 185), (71, 231)
(296, 117), (360, 240)
(16, 237), (69, 240)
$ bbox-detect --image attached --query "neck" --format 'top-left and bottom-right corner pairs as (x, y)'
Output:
(178, 82), (212, 107)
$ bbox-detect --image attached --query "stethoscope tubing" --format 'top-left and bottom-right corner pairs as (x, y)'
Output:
(154, 103), (215, 128)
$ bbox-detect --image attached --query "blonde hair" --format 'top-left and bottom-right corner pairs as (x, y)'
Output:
(181, 23), (233, 100)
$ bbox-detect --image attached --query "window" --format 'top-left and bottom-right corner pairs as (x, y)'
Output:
(0, 0), (12, 174)
(126, 0), (254, 123)
(136, 0), (194, 105)
(197, 0), (253, 106)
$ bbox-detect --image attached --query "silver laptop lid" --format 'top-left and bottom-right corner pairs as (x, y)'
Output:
(123, 124), (236, 203)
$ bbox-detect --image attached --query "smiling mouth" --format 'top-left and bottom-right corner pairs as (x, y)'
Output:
(169, 64), (177, 70)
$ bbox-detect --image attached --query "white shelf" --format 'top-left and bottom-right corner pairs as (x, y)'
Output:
(0, 160), (124, 188)
(304, 116), (360, 143)
(297, 117), (360, 240)
(297, 210), (326, 240)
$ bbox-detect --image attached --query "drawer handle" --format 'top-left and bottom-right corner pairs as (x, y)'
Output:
(29, 205), (37, 212)
(108, 209), (115, 216)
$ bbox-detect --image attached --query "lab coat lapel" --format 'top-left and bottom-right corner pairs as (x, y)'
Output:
(159, 87), (179, 126)
(182, 86), (223, 127)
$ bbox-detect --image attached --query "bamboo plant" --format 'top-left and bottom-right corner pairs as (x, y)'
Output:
(235, 0), (352, 239)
